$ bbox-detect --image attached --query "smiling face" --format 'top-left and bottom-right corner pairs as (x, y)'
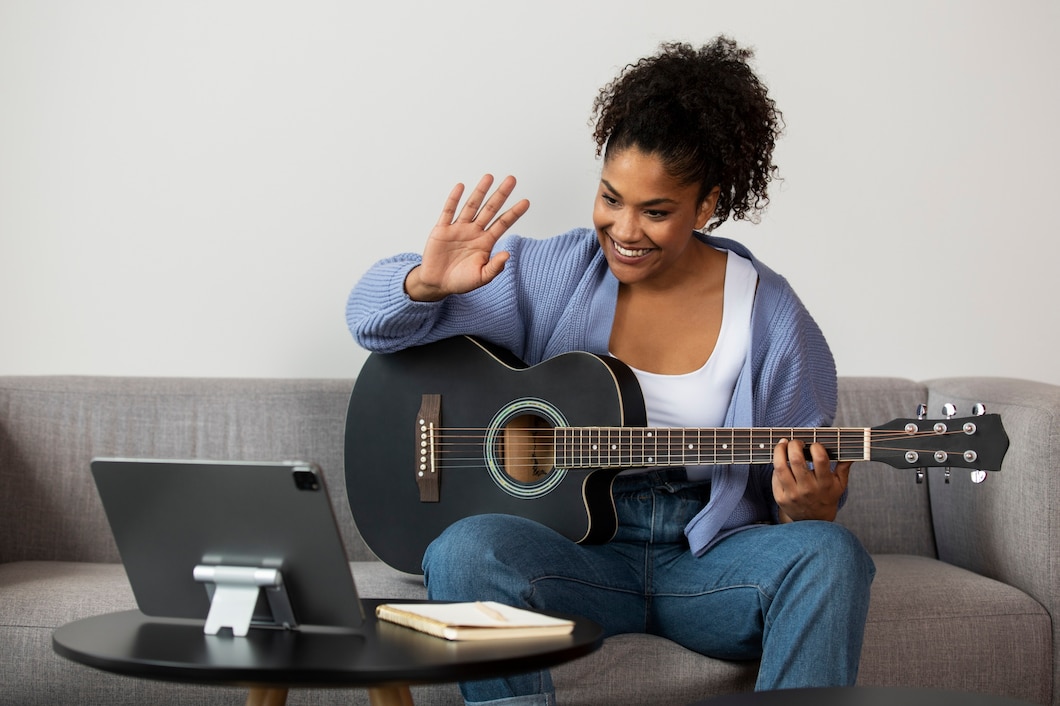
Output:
(593, 147), (720, 289)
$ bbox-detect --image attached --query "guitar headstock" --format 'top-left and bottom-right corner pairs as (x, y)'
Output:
(870, 404), (1009, 482)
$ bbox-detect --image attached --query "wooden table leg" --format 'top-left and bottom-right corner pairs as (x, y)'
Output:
(369, 684), (415, 706)
(245, 687), (288, 706)
(244, 685), (412, 706)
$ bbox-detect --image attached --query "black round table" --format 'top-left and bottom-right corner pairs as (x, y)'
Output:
(697, 686), (1037, 706)
(52, 599), (603, 706)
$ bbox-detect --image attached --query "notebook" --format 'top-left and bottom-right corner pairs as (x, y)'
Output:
(90, 458), (364, 634)
(375, 601), (575, 641)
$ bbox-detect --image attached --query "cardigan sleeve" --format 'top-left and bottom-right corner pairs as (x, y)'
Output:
(345, 229), (607, 361)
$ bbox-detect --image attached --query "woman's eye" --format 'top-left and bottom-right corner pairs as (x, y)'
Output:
(602, 194), (619, 206)
(646, 210), (669, 219)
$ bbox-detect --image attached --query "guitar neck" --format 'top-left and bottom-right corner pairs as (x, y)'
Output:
(554, 426), (869, 469)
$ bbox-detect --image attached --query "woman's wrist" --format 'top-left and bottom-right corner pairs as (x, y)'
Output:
(403, 265), (447, 303)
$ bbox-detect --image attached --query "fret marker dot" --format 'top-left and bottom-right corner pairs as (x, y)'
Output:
(722, 443), (729, 450)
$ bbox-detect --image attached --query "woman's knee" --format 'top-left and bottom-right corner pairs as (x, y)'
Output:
(791, 521), (876, 586)
(422, 514), (556, 598)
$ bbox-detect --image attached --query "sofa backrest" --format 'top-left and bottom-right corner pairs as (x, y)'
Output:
(832, 377), (938, 557)
(0, 376), (374, 564)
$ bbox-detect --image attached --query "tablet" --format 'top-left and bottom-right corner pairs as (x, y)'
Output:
(90, 458), (364, 634)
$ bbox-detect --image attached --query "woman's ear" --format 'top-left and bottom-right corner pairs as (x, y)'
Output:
(695, 186), (722, 230)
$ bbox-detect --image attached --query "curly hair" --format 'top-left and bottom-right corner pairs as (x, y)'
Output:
(591, 37), (783, 232)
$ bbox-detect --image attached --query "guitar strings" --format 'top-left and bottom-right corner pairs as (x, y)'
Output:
(414, 427), (980, 468)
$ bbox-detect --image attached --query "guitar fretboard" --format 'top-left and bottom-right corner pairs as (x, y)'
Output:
(553, 427), (870, 469)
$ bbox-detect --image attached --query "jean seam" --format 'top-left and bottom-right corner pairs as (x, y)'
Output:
(644, 486), (657, 630)
(527, 575), (644, 596)
(652, 583), (770, 600)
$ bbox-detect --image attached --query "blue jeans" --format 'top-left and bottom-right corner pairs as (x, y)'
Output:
(422, 470), (875, 706)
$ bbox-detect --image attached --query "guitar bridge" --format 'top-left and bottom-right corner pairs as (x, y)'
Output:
(416, 394), (441, 502)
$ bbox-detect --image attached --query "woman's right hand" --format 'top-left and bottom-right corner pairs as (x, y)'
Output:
(404, 174), (530, 302)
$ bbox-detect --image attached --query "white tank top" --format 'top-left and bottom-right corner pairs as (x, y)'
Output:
(619, 249), (757, 480)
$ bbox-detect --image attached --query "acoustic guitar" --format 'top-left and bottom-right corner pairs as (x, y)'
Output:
(344, 336), (1009, 574)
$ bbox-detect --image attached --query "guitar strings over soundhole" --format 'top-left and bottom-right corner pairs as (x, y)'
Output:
(497, 414), (557, 484)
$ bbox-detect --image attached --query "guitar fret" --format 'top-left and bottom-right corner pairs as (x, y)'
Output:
(679, 428), (695, 466)
(825, 428), (839, 460)
(585, 428), (594, 468)
(749, 429), (772, 464)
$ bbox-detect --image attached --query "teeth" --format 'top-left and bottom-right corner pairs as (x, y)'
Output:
(613, 241), (652, 258)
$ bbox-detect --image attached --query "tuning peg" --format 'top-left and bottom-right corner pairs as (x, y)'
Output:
(968, 410), (990, 484)
(942, 403), (957, 419)
(911, 400), (928, 479)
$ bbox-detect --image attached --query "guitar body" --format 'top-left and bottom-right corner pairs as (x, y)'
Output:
(345, 336), (647, 575)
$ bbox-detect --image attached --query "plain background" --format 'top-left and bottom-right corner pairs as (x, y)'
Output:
(2, 0), (1058, 389)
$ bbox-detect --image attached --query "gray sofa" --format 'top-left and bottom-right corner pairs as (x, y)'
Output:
(1, 374), (1057, 705)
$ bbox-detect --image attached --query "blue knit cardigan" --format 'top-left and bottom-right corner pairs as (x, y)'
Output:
(346, 227), (838, 555)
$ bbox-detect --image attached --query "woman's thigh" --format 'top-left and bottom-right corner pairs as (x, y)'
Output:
(649, 521), (874, 660)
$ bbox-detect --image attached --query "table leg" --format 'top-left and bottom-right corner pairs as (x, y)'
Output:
(245, 687), (288, 706)
(242, 685), (412, 706)
(369, 685), (415, 706)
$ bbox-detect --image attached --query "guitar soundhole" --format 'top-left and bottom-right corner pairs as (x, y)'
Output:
(498, 414), (557, 485)
(484, 398), (568, 498)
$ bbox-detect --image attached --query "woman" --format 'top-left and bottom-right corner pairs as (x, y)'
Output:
(347, 37), (875, 706)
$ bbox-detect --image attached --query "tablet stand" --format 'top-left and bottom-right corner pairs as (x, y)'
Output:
(193, 565), (297, 637)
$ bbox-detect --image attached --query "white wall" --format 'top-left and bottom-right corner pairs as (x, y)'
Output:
(2, 0), (1058, 386)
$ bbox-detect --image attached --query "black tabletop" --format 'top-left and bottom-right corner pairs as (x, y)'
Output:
(697, 686), (1036, 706)
(52, 599), (603, 689)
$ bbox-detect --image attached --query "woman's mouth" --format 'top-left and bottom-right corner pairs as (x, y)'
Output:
(612, 239), (654, 258)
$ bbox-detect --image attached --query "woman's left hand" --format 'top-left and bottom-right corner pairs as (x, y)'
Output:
(772, 439), (851, 523)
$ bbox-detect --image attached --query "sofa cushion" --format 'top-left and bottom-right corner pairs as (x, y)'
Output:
(859, 554), (1050, 704)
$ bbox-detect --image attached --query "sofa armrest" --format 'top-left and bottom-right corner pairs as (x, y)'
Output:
(925, 377), (1060, 609)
